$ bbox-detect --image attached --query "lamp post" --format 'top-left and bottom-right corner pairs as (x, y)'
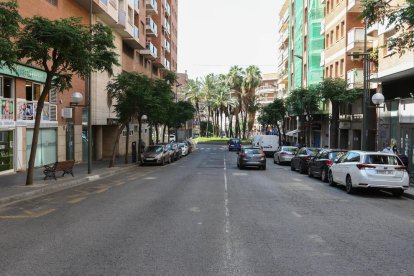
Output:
(87, 0), (93, 174)
(71, 91), (91, 172)
(372, 92), (385, 151)
(138, 114), (148, 164)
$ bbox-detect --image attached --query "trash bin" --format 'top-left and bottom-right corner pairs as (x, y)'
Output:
(132, 141), (137, 163)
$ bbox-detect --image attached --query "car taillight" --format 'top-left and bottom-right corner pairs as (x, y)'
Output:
(240, 153), (246, 158)
(325, 160), (333, 166)
(356, 164), (376, 170)
(395, 166), (407, 171)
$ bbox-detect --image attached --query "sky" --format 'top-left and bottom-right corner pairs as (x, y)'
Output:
(177, 0), (282, 80)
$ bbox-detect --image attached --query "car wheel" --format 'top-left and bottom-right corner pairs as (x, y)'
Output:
(239, 164), (244, 170)
(277, 157), (281, 165)
(321, 169), (328, 183)
(328, 171), (336, 186)
(162, 158), (165, 166)
(308, 167), (313, 177)
(345, 175), (356, 194)
(391, 189), (404, 197)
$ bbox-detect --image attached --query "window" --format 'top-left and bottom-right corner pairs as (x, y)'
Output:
(341, 21), (345, 38)
(340, 59), (344, 76)
(335, 62), (339, 77)
(47, 0), (58, 6)
(344, 152), (360, 162)
(326, 1), (330, 13)
(331, 0), (334, 10)
(326, 67), (329, 77)
(330, 65), (333, 77)
(326, 34), (329, 48)
(304, 36), (307, 51)
(0, 76), (13, 98)
(336, 25), (340, 41)
(26, 82), (44, 101)
(330, 30), (334, 45)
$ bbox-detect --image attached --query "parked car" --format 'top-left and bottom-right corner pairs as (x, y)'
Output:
(274, 146), (298, 165)
(290, 147), (320, 174)
(169, 142), (182, 161)
(169, 134), (176, 142)
(141, 145), (169, 166)
(163, 143), (178, 162)
(328, 151), (409, 196)
(185, 140), (194, 153)
(178, 142), (189, 156)
(237, 147), (266, 170)
(308, 149), (347, 182)
(228, 138), (242, 151)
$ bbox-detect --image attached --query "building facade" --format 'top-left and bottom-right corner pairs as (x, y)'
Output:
(0, 0), (178, 174)
(254, 73), (278, 134)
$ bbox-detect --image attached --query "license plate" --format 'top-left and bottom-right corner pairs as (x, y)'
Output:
(146, 158), (155, 161)
(377, 170), (393, 175)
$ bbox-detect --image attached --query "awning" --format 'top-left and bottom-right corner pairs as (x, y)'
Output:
(286, 129), (300, 137)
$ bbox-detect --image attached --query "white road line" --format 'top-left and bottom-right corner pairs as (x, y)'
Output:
(223, 155), (232, 270)
(292, 211), (302, 218)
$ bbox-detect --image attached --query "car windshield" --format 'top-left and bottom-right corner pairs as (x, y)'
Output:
(230, 139), (241, 144)
(145, 146), (163, 153)
(330, 151), (347, 160)
(364, 154), (402, 165)
(282, 147), (297, 153)
(166, 144), (172, 150)
(244, 148), (262, 154)
(178, 143), (186, 148)
(308, 148), (320, 155)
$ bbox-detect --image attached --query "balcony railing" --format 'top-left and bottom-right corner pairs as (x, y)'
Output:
(109, 0), (116, 8)
(347, 0), (362, 12)
(347, 69), (363, 89)
(146, 17), (158, 36)
(146, 0), (158, 14)
(100, 0), (108, 5)
(347, 28), (371, 52)
(134, 25), (139, 39)
(165, 0), (171, 16)
(163, 20), (171, 34)
(163, 38), (170, 52)
(118, 10), (126, 27)
(320, 18), (325, 35)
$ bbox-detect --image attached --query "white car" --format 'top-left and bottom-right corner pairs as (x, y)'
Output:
(178, 143), (189, 156)
(328, 151), (409, 196)
(273, 146), (298, 165)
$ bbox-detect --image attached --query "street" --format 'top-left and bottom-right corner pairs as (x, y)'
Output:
(1, 144), (414, 275)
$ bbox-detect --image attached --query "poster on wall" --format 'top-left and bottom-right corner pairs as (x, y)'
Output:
(42, 103), (49, 121)
(26, 102), (34, 120)
(1, 99), (14, 121)
(17, 100), (26, 120)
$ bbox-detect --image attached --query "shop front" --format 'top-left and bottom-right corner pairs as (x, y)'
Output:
(0, 129), (13, 173)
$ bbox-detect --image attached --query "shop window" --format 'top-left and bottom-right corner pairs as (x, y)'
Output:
(26, 128), (57, 167)
(26, 82), (46, 101)
(0, 77), (13, 99)
(0, 131), (14, 172)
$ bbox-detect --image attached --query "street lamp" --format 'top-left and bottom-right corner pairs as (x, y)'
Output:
(372, 92), (385, 151)
(71, 91), (91, 173)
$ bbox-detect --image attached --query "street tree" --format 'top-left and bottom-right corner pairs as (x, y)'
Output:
(17, 16), (118, 184)
(315, 78), (362, 148)
(242, 65), (262, 138)
(0, 0), (20, 70)
(227, 66), (244, 137)
(183, 78), (204, 130)
(258, 99), (287, 146)
(287, 87), (321, 146)
(107, 72), (152, 167)
(362, 0), (414, 54)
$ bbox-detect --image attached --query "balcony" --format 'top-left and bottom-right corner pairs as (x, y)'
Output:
(320, 50), (325, 66)
(347, 0), (362, 12)
(146, 17), (158, 37)
(118, 9), (126, 27)
(109, 0), (117, 8)
(347, 69), (363, 89)
(140, 42), (157, 60)
(164, 0), (171, 16)
(163, 38), (170, 53)
(347, 28), (372, 53)
(146, 0), (158, 15)
(256, 86), (276, 95)
(378, 17), (396, 36)
(367, 22), (378, 36)
(74, 0), (118, 27)
(163, 20), (171, 34)
(320, 18), (325, 35)
(134, 0), (139, 12)
(281, 29), (288, 44)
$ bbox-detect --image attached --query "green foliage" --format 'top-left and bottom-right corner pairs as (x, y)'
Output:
(259, 99), (286, 127)
(316, 78), (362, 104)
(17, 16), (119, 92)
(286, 87), (321, 116)
(170, 101), (195, 128)
(362, 0), (414, 54)
(0, 0), (21, 70)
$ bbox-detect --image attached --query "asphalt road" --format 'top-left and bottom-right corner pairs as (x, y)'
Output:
(1, 144), (414, 275)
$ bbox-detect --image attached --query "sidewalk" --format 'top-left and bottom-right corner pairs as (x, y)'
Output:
(0, 158), (138, 208)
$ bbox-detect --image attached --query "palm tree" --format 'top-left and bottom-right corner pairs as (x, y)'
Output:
(183, 78), (204, 133)
(242, 65), (262, 138)
(227, 66), (244, 138)
(201, 73), (217, 137)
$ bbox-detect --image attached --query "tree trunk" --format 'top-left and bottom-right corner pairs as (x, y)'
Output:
(138, 118), (143, 164)
(229, 113), (233, 138)
(162, 125), (167, 143)
(275, 124), (282, 147)
(242, 112), (248, 139)
(220, 111), (223, 137)
(155, 124), (159, 144)
(26, 76), (52, 185)
(124, 123), (130, 164)
(109, 123), (126, 168)
(330, 101), (339, 148)
(235, 115), (240, 138)
(282, 118), (287, 145)
(207, 106), (211, 137)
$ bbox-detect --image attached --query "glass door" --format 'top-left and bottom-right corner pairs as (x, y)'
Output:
(0, 130), (14, 172)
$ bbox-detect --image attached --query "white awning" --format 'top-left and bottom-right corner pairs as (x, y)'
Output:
(286, 129), (300, 137)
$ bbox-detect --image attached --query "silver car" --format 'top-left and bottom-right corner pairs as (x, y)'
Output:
(141, 145), (170, 166)
(274, 146), (298, 165)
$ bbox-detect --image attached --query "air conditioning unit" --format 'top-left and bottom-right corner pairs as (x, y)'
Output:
(61, 108), (73, 119)
(350, 52), (363, 61)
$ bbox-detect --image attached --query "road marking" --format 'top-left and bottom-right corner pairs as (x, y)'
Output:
(233, 172), (247, 176)
(144, 177), (158, 180)
(223, 154), (232, 271)
(0, 208), (57, 219)
(94, 186), (109, 194)
(292, 211), (302, 218)
(68, 197), (86, 204)
(189, 207), (200, 213)
(308, 234), (325, 243)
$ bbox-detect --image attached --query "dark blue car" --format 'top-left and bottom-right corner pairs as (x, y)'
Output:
(228, 138), (242, 151)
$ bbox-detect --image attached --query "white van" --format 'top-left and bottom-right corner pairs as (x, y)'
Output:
(257, 135), (279, 157)
(169, 134), (176, 142)
(252, 135), (262, 147)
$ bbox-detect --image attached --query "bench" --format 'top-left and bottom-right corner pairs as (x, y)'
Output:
(43, 160), (75, 180)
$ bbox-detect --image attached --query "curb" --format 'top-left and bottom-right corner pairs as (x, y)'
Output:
(402, 191), (414, 200)
(0, 164), (137, 209)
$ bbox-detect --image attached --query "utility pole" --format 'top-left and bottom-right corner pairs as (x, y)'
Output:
(361, 21), (370, 151)
(87, 0), (93, 174)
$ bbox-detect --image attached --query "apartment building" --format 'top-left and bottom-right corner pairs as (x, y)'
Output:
(253, 73), (278, 134)
(373, 0), (414, 171)
(277, 0), (327, 147)
(321, 0), (377, 150)
(0, 0), (178, 174)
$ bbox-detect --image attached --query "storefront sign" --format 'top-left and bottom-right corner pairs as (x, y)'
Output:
(0, 63), (47, 83)
(339, 122), (351, 129)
